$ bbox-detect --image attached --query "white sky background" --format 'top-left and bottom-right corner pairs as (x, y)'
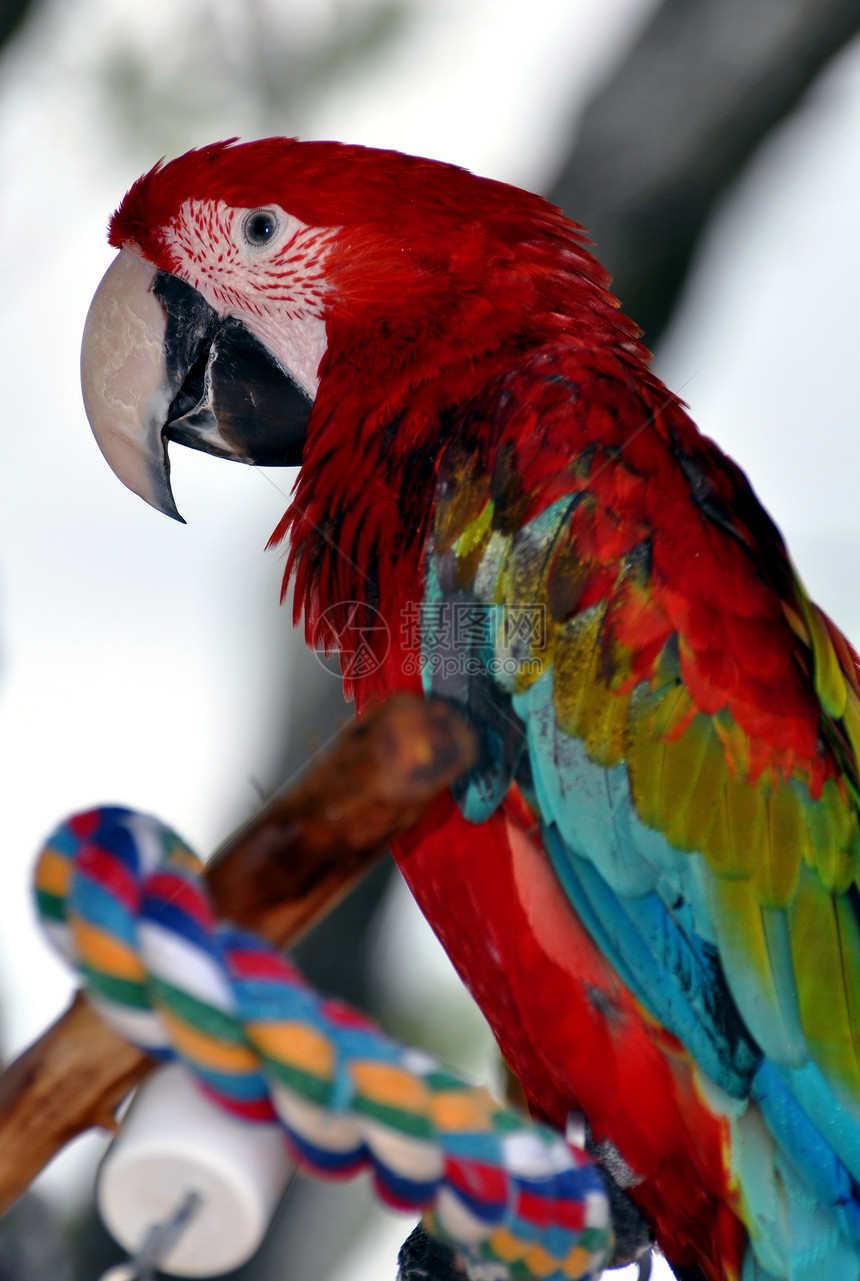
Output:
(0, 2), (859, 1279)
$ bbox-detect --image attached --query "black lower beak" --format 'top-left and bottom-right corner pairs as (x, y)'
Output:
(155, 272), (312, 467)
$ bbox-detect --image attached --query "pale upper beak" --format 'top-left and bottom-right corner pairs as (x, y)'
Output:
(80, 249), (313, 521)
(81, 251), (184, 519)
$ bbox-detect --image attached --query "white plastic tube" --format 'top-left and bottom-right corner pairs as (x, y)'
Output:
(97, 1063), (293, 1277)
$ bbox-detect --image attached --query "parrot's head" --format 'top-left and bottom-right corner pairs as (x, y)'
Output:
(81, 137), (624, 522)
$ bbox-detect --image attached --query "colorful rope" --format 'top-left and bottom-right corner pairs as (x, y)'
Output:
(35, 806), (612, 1281)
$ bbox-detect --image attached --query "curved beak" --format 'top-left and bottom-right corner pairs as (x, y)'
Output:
(80, 250), (312, 520)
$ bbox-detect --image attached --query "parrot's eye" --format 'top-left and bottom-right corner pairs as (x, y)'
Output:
(243, 209), (280, 246)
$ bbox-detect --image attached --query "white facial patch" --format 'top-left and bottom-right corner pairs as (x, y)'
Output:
(163, 199), (338, 398)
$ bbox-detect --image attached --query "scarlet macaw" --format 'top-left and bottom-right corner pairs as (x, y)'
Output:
(79, 139), (860, 1281)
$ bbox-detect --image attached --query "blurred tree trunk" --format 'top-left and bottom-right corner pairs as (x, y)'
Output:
(548, 0), (860, 348)
(0, 0), (36, 51)
(0, 1196), (72, 1281)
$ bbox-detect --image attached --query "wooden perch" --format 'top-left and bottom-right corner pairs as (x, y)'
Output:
(0, 695), (475, 1216)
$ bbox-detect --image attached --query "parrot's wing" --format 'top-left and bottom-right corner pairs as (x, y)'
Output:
(423, 347), (860, 1222)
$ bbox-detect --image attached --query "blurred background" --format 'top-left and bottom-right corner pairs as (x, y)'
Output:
(1, 0), (860, 1277)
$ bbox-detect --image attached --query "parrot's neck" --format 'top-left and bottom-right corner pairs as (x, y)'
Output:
(277, 344), (461, 701)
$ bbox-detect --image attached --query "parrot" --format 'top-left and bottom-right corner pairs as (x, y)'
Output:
(79, 138), (860, 1281)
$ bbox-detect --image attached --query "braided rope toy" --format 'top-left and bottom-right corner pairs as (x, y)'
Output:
(35, 806), (612, 1281)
